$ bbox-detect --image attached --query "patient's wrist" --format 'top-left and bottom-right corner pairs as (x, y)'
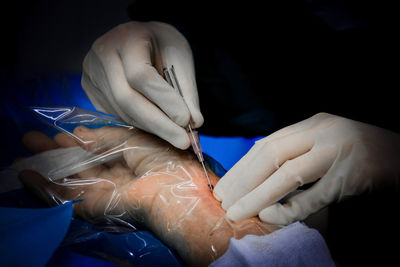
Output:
(123, 160), (275, 266)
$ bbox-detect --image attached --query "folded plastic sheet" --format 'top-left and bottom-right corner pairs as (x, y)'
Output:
(0, 107), (214, 266)
(1, 74), (275, 266)
(62, 217), (181, 267)
(1, 106), (278, 266)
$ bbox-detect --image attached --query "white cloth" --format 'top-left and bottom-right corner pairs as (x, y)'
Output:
(210, 222), (335, 267)
(0, 147), (93, 193)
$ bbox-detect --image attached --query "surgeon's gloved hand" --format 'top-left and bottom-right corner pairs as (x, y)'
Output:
(214, 113), (400, 225)
(82, 21), (203, 149)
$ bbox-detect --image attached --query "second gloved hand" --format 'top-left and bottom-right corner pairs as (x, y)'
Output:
(82, 21), (203, 149)
(214, 113), (400, 225)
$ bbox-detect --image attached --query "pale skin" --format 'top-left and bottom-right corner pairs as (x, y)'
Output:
(19, 126), (278, 266)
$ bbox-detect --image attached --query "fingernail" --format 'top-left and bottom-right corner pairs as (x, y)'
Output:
(75, 126), (89, 139)
(213, 189), (222, 201)
(76, 126), (88, 132)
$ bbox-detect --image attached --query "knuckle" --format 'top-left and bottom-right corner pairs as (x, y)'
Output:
(281, 158), (298, 171)
(171, 109), (190, 127)
(113, 88), (133, 107)
(279, 160), (300, 183)
(125, 21), (148, 31)
(260, 140), (280, 158)
(116, 21), (132, 31)
(81, 53), (100, 88)
(140, 111), (165, 131)
(91, 35), (109, 56)
(82, 54), (91, 73)
(254, 136), (268, 145)
(149, 21), (190, 45)
(132, 37), (153, 51)
(115, 21), (145, 36)
(126, 65), (148, 88)
(312, 112), (332, 120)
(149, 21), (179, 33)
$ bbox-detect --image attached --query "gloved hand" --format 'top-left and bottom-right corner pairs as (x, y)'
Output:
(214, 113), (400, 225)
(82, 21), (203, 149)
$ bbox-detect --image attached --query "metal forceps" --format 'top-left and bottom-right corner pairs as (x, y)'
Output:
(163, 65), (213, 191)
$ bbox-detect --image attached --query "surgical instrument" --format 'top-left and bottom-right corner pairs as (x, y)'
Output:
(163, 65), (213, 191)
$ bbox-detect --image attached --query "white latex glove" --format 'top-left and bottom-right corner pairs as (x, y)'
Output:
(82, 21), (203, 149)
(214, 113), (400, 225)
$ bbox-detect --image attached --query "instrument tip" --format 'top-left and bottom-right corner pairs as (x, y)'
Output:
(201, 162), (213, 191)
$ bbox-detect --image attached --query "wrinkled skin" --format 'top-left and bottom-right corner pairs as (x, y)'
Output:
(20, 126), (277, 266)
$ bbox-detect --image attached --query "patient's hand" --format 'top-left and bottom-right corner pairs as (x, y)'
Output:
(20, 126), (277, 266)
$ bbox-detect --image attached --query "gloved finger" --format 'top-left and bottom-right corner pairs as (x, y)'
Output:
(225, 146), (336, 222)
(164, 60), (203, 128)
(81, 53), (135, 124)
(213, 122), (307, 198)
(258, 175), (339, 225)
(105, 51), (190, 149)
(118, 33), (191, 128)
(212, 141), (264, 201)
(213, 123), (310, 202)
(150, 21), (204, 128)
(215, 130), (315, 207)
(160, 49), (203, 128)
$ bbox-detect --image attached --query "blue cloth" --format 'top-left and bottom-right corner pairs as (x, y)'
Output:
(210, 221), (335, 267)
(0, 202), (73, 267)
(48, 248), (115, 267)
(0, 189), (182, 267)
(200, 135), (262, 171)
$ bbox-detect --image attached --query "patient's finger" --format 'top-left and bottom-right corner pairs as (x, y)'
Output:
(54, 131), (108, 179)
(22, 131), (59, 154)
(72, 126), (185, 176)
(19, 170), (65, 206)
(54, 132), (79, 148)
(19, 170), (112, 217)
(72, 125), (173, 158)
(74, 126), (171, 151)
(73, 126), (133, 153)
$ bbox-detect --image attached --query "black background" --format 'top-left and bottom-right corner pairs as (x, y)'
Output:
(1, 0), (399, 266)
